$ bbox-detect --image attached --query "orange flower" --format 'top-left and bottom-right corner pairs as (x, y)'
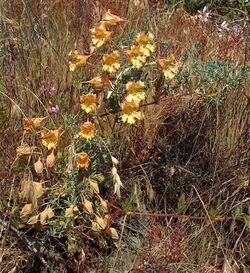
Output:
(90, 22), (112, 48)
(23, 118), (33, 130)
(103, 50), (120, 73)
(136, 32), (154, 45)
(158, 55), (179, 80)
(120, 101), (144, 124)
(79, 122), (95, 139)
(41, 129), (59, 150)
(126, 81), (144, 93)
(125, 45), (146, 68)
(82, 74), (110, 89)
(102, 9), (124, 27)
(76, 151), (90, 169)
(125, 81), (145, 103)
(23, 117), (47, 130)
(80, 93), (97, 113)
(68, 50), (90, 72)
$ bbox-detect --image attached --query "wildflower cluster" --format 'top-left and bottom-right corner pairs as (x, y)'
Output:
(16, 8), (182, 257)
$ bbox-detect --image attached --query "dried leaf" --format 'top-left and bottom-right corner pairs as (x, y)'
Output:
(46, 150), (56, 168)
(170, 166), (176, 177)
(19, 179), (32, 200)
(32, 182), (44, 199)
(107, 227), (119, 240)
(23, 117), (47, 130)
(95, 215), (107, 230)
(40, 206), (54, 225)
(34, 157), (43, 175)
(112, 166), (123, 198)
(99, 196), (108, 212)
(20, 203), (33, 218)
(91, 221), (101, 232)
(89, 181), (99, 193)
(32, 117), (47, 128)
(83, 199), (94, 214)
(111, 156), (119, 165)
(65, 204), (79, 218)
(27, 214), (39, 225)
(16, 146), (33, 155)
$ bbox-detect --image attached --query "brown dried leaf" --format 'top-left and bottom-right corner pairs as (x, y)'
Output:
(20, 203), (33, 218)
(23, 117), (47, 130)
(32, 182), (44, 199)
(16, 146), (33, 155)
(34, 157), (43, 175)
(95, 215), (107, 230)
(89, 181), (99, 193)
(99, 196), (108, 212)
(107, 227), (119, 240)
(83, 199), (94, 214)
(40, 206), (54, 225)
(170, 166), (176, 177)
(27, 214), (39, 225)
(46, 150), (56, 168)
(65, 204), (79, 218)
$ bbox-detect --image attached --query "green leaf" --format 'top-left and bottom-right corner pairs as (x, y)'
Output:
(177, 193), (186, 213)
(209, 206), (221, 218)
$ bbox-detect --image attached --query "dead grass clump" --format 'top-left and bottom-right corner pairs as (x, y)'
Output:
(0, 240), (33, 273)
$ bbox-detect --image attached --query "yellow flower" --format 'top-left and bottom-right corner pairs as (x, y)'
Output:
(120, 101), (144, 124)
(68, 50), (90, 72)
(103, 50), (120, 73)
(136, 32), (155, 57)
(125, 45), (146, 68)
(140, 44), (155, 57)
(80, 93), (97, 113)
(158, 55), (179, 80)
(136, 32), (154, 45)
(76, 151), (90, 169)
(125, 81), (145, 103)
(79, 122), (95, 139)
(102, 9), (124, 27)
(126, 81), (144, 93)
(90, 22), (112, 48)
(68, 49), (78, 58)
(41, 129), (59, 150)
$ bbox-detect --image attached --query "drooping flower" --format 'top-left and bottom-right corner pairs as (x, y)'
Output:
(41, 129), (59, 150)
(90, 22), (112, 48)
(80, 93), (97, 113)
(68, 50), (90, 72)
(125, 45), (146, 68)
(136, 32), (155, 57)
(76, 151), (90, 169)
(23, 117), (47, 130)
(158, 55), (179, 80)
(79, 122), (95, 140)
(125, 81), (145, 103)
(103, 50), (120, 73)
(82, 74), (110, 89)
(120, 101), (144, 124)
(102, 9), (124, 27)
